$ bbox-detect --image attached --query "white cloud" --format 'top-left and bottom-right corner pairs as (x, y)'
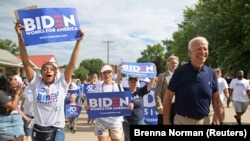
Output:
(0, 0), (198, 67)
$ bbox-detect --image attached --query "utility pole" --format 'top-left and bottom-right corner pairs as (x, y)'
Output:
(103, 40), (114, 64)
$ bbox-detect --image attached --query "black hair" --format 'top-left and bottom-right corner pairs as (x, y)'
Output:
(128, 77), (138, 81)
(0, 74), (15, 96)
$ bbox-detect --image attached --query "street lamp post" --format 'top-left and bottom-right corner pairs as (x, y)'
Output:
(103, 40), (114, 64)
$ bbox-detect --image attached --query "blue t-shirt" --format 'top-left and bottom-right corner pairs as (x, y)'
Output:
(168, 61), (218, 119)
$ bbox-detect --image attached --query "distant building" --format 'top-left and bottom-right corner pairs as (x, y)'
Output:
(0, 49), (23, 76)
(16, 55), (61, 78)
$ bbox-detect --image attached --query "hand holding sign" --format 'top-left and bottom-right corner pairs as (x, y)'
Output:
(15, 22), (25, 36)
(17, 8), (81, 46)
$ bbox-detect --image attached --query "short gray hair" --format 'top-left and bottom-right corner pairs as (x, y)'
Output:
(188, 36), (209, 50)
(167, 55), (179, 65)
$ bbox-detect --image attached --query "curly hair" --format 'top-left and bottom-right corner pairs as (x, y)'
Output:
(0, 74), (15, 96)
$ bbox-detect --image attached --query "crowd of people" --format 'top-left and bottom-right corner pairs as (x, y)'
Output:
(0, 23), (249, 141)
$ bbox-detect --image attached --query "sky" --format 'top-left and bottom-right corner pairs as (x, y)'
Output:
(0, 0), (198, 67)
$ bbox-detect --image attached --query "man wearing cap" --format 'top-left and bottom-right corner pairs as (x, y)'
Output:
(85, 64), (133, 141)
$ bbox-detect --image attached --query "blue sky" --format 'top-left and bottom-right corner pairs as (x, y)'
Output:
(0, 0), (198, 67)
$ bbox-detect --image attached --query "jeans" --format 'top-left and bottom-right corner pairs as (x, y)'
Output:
(123, 119), (146, 141)
(32, 127), (65, 141)
(0, 113), (24, 140)
(23, 114), (34, 136)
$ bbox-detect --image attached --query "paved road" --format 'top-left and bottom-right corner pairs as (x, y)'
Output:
(65, 102), (250, 141)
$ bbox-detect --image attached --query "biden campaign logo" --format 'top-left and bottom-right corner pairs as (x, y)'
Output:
(86, 91), (132, 118)
(18, 8), (81, 46)
(143, 88), (158, 125)
(84, 84), (96, 93)
(37, 87), (58, 104)
(65, 104), (82, 118)
(120, 62), (156, 78)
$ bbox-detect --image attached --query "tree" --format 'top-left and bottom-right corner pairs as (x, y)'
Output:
(162, 0), (250, 77)
(137, 43), (166, 75)
(74, 66), (89, 80)
(0, 39), (19, 54)
(79, 58), (104, 75)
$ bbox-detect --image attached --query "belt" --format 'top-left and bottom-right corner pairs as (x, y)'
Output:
(177, 113), (208, 120)
(25, 114), (34, 118)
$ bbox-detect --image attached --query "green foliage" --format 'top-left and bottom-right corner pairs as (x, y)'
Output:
(0, 39), (19, 54)
(79, 58), (104, 75)
(163, 0), (250, 77)
(3, 0), (250, 78)
(74, 66), (89, 80)
(60, 64), (67, 68)
(137, 43), (166, 75)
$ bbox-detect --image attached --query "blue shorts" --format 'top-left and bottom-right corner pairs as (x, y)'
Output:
(23, 114), (34, 136)
(0, 113), (24, 140)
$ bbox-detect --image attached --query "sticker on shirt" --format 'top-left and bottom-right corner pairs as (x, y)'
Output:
(98, 130), (103, 136)
(37, 87), (59, 104)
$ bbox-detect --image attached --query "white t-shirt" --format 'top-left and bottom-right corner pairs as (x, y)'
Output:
(94, 82), (124, 127)
(230, 78), (250, 102)
(29, 72), (69, 128)
(23, 85), (34, 117)
(217, 77), (229, 102)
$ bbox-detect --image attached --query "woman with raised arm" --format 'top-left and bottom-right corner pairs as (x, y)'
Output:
(15, 23), (84, 141)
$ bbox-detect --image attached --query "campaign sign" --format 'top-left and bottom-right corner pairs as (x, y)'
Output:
(77, 84), (84, 94)
(18, 8), (81, 46)
(139, 79), (149, 87)
(86, 91), (132, 118)
(83, 83), (96, 93)
(143, 87), (158, 125)
(65, 104), (82, 118)
(65, 89), (81, 103)
(121, 62), (157, 78)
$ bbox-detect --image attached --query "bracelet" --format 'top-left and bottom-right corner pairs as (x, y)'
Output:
(15, 93), (20, 96)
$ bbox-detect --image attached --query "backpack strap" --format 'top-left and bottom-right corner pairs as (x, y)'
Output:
(117, 83), (122, 92)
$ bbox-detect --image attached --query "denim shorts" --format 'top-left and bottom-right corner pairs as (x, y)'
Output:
(23, 114), (34, 136)
(0, 113), (24, 140)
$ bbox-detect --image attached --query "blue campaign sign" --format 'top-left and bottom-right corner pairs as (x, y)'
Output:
(86, 91), (132, 118)
(65, 89), (81, 103)
(120, 62), (157, 78)
(83, 83), (96, 93)
(139, 79), (149, 88)
(65, 104), (82, 118)
(18, 8), (81, 46)
(143, 87), (158, 125)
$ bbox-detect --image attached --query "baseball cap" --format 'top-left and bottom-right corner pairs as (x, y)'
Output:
(128, 76), (138, 81)
(101, 65), (113, 73)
